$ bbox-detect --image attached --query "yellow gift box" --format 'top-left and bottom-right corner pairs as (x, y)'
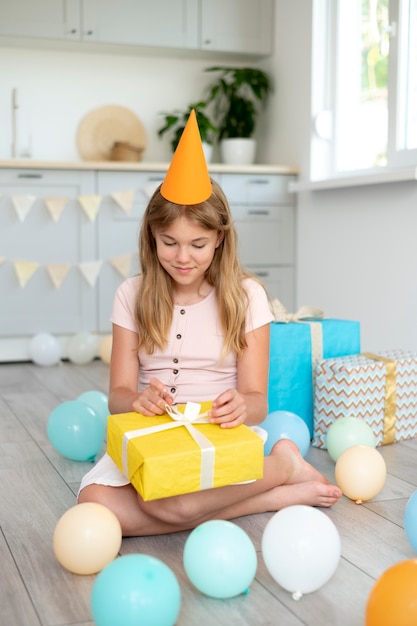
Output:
(107, 401), (264, 501)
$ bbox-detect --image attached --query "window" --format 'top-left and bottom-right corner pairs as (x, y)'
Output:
(311, 0), (417, 181)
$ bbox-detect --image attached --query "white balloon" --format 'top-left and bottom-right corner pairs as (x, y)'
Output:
(262, 505), (341, 600)
(67, 332), (98, 365)
(28, 332), (61, 366)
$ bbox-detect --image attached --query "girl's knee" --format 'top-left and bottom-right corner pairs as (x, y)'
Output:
(141, 496), (198, 526)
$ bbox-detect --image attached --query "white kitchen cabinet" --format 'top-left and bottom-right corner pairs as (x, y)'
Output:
(201, 0), (273, 55)
(0, 0), (80, 41)
(0, 168), (96, 340)
(96, 170), (165, 332)
(0, 0), (272, 56)
(0, 164), (295, 359)
(218, 172), (295, 305)
(83, 0), (198, 49)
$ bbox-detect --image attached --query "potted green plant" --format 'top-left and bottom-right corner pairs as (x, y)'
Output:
(157, 101), (218, 162)
(204, 66), (272, 164)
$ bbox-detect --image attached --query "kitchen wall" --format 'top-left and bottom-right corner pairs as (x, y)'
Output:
(0, 46), (229, 162)
(2, 1), (417, 353)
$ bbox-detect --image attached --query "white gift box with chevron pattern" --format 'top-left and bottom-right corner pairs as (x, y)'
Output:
(312, 350), (417, 448)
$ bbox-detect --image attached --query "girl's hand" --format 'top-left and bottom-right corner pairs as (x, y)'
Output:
(132, 378), (173, 416)
(209, 389), (247, 428)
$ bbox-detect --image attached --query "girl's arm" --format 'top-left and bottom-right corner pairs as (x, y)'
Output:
(108, 324), (171, 416)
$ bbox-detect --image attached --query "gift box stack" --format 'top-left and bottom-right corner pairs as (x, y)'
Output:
(312, 350), (417, 448)
(267, 300), (361, 438)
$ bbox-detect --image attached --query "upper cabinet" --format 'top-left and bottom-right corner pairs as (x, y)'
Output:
(201, 0), (273, 56)
(0, 0), (273, 56)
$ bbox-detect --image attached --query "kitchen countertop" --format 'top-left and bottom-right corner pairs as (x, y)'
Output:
(0, 159), (299, 175)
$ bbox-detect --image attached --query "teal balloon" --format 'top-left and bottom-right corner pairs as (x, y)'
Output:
(261, 410), (311, 457)
(47, 400), (104, 461)
(183, 520), (257, 598)
(326, 417), (377, 462)
(91, 554), (181, 626)
(77, 390), (109, 435)
(404, 491), (417, 552)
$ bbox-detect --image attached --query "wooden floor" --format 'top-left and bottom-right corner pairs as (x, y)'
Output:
(1, 359), (416, 626)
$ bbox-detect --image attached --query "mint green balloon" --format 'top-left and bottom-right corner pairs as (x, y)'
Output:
(326, 417), (377, 462)
(183, 520), (257, 598)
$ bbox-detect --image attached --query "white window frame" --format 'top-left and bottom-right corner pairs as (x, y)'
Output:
(310, 0), (417, 184)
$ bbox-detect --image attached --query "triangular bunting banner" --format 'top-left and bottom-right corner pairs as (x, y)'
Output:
(78, 194), (102, 221)
(111, 189), (135, 215)
(109, 253), (133, 278)
(14, 259), (39, 287)
(44, 197), (69, 223)
(142, 181), (161, 200)
(0, 257), (6, 266)
(78, 260), (103, 287)
(46, 262), (72, 289)
(11, 194), (37, 222)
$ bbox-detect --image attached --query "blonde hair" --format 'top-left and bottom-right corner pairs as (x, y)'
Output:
(135, 179), (254, 357)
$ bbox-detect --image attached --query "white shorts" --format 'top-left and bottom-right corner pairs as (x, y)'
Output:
(77, 426), (268, 499)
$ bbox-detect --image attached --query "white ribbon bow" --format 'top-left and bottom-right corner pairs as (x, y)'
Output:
(122, 402), (216, 491)
(271, 298), (324, 323)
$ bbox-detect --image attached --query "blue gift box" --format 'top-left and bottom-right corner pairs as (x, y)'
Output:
(267, 319), (361, 437)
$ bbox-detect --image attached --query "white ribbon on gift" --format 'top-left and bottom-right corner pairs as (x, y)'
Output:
(122, 402), (216, 491)
(271, 299), (325, 382)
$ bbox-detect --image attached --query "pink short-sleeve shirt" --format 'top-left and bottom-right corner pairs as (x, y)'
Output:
(111, 275), (274, 404)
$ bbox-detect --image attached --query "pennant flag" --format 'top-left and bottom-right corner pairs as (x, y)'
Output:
(111, 189), (135, 215)
(142, 181), (162, 200)
(46, 262), (72, 288)
(109, 253), (133, 278)
(11, 194), (37, 222)
(0, 257), (5, 266)
(14, 259), (39, 287)
(78, 194), (102, 221)
(78, 260), (103, 287)
(44, 197), (69, 222)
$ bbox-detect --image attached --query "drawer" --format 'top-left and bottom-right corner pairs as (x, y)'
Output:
(219, 173), (294, 205)
(0, 168), (94, 193)
(234, 209), (294, 265)
(246, 266), (295, 309)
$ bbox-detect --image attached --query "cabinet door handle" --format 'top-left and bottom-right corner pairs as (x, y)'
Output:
(254, 271), (269, 277)
(148, 176), (164, 181)
(248, 210), (270, 216)
(17, 173), (43, 179)
(248, 179), (270, 185)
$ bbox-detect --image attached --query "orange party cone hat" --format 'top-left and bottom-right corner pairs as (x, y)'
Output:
(160, 109), (212, 204)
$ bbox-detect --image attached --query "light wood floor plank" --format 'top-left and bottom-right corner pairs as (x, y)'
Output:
(2, 360), (417, 626)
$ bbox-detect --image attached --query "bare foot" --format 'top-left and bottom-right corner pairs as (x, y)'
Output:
(264, 480), (342, 509)
(270, 439), (329, 486)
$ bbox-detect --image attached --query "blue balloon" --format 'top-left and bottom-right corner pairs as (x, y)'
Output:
(404, 491), (417, 551)
(47, 400), (104, 461)
(261, 410), (311, 457)
(91, 554), (181, 626)
(77, 390), (109, 435)
(183, 520), (257, 598)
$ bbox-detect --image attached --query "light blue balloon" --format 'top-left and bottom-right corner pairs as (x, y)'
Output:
(404, 491), (417, 552)
(77, 390), (109, 435)
(91, 554), (181, 626)
(260, 410), (311, 457)
(47, 400), (104, 461)
(183, 520), (257, 598)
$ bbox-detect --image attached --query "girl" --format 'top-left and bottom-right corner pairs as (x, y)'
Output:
(78, 178), (341, 536)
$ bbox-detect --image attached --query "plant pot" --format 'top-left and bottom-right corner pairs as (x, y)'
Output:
(202, 142), (213, 164)
(220, 138), (256, 165)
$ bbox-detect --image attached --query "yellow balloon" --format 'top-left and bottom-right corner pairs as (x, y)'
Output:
(99, 335), (112, 365)
(53, 503), (122, 575)
(335, 444), (386, 504)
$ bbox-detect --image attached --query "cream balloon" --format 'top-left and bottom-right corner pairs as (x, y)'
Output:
(53, 503), (122, 575)
(99, 335), (112, 365)
(335, 444), (386, 504)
